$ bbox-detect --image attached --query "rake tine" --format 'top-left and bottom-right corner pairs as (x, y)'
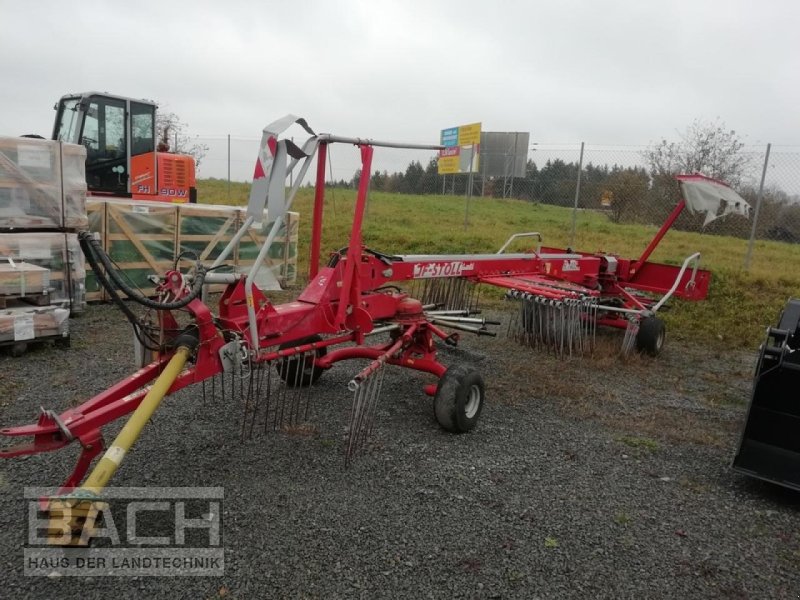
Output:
(240, 380), (251, 440)
(242, 368), (252, 440)
(289, 352), (303, 425)
(263, 361), (274, 433)
(621, 317), (639, 356)
(351, 380), (370, 454)
(366, 367), (386, 439)
(507, 291), (599, 357)
(345, 336), (400, 464)
(277, 367), (288, 430)
(355, 371), (376, 448)
(360, 363), (383, 445)
(345, 384), (364, 465)
(247, 362), (260, 437)
(304, 353), (318, 422)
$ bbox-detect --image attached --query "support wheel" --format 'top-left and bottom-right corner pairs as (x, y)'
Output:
(54, 336), (71, 349)
(434, 365), (485, 433)
(636, 317), (665, 356)
(276, 335), (327, 387)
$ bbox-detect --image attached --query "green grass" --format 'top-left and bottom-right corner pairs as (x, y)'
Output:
(197, 179), (800, 349)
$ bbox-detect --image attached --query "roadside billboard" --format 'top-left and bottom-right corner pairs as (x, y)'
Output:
(438, 123), (481, 174)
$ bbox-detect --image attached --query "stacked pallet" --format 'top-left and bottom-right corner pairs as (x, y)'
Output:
(0, 136), (88, 353)
(85, 199), (299, 301)
(0, 233), (86, 311)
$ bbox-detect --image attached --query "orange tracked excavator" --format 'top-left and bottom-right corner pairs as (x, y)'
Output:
(52, 92), (196, 203)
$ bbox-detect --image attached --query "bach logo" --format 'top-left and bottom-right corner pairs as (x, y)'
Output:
(24, 487), (224, 577)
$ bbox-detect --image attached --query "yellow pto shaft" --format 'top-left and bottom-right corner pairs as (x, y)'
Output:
(47, 345), (192, 546)
(81, 345), (191, 494)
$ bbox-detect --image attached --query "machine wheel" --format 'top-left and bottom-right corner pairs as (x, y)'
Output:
(54, 336), (71, 349)
(10, 342), (27, 357)
(276, 335), (327, 387)
(434, 365), (485, 433)
(636, 317), (666, 356)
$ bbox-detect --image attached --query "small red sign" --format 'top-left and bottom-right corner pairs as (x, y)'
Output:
(438, 146), (460, 158)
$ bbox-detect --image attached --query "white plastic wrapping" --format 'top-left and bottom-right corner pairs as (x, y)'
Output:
(0, 260), (49, 296)
(0, 136), (88, 230)
(0, 232), (86, 311)
(0, 305), (69, 342)
(678, 174), (751, 227)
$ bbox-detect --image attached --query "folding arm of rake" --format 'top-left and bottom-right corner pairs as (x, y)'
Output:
(0, 356), (203, 493)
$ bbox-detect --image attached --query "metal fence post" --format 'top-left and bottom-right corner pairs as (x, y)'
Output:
(744, 143), (771, 271)
(464, 145), (476, 229)
(569, 142), (585, 248)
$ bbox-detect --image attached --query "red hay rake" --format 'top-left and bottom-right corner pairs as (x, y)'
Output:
(0, 117), (748, 544)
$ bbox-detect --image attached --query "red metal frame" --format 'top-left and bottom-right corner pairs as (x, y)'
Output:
(1, 136), (714, 490)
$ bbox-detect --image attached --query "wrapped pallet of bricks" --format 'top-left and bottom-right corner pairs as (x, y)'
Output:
(0, 259), (49, 299)
(0, 232), (86, 313)
(0, 136), (88, 230)
(0, 304), (70, 356)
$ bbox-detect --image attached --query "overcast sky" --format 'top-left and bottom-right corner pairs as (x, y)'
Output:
(1, 0), (798, 182)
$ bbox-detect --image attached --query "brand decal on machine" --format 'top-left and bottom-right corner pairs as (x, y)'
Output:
(136, 185), (187, 197)
(562, 259), (579, 272)
(413, 261), (474, 279)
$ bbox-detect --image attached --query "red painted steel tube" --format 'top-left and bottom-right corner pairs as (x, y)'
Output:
(0, 366), (200, 457)
(309, 142), (328, 279)
(350, 331), (409, 385)
(335, 145), (373, 329)
(0, 357), (173, 439)
(323, 346), (447, 378)
(632, 200), (685, 273)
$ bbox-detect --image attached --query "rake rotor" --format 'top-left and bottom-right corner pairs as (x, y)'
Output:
(507, 291), (598, 358)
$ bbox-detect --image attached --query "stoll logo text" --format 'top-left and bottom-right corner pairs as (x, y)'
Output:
(24, 487), (224, 577)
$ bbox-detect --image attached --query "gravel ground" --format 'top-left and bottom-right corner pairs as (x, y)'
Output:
(1, 301), (799, 599)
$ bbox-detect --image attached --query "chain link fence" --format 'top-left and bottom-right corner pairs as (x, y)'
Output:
(193, 134), (800, 271)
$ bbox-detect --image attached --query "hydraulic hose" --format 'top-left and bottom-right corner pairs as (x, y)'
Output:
(78, 231), (160, 349)
(78, 231), (206, 311)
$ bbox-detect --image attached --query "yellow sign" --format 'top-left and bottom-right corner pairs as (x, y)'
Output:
(437, 146), (460, 175)
(458, 123), (481, 146)
(438, 155), (461, 175)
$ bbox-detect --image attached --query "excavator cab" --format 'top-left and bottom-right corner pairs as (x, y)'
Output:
(52, 92), (196, 202)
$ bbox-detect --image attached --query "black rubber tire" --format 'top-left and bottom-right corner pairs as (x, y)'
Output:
(276, 335), (327, 387)
(636, 316), (666, 356)
(10, 342), (27, 357)
(54, 336), (71, 349)
(433, 365), (485, 433)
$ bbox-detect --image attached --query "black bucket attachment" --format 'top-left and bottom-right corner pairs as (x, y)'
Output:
(733, 298), (800, 491)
